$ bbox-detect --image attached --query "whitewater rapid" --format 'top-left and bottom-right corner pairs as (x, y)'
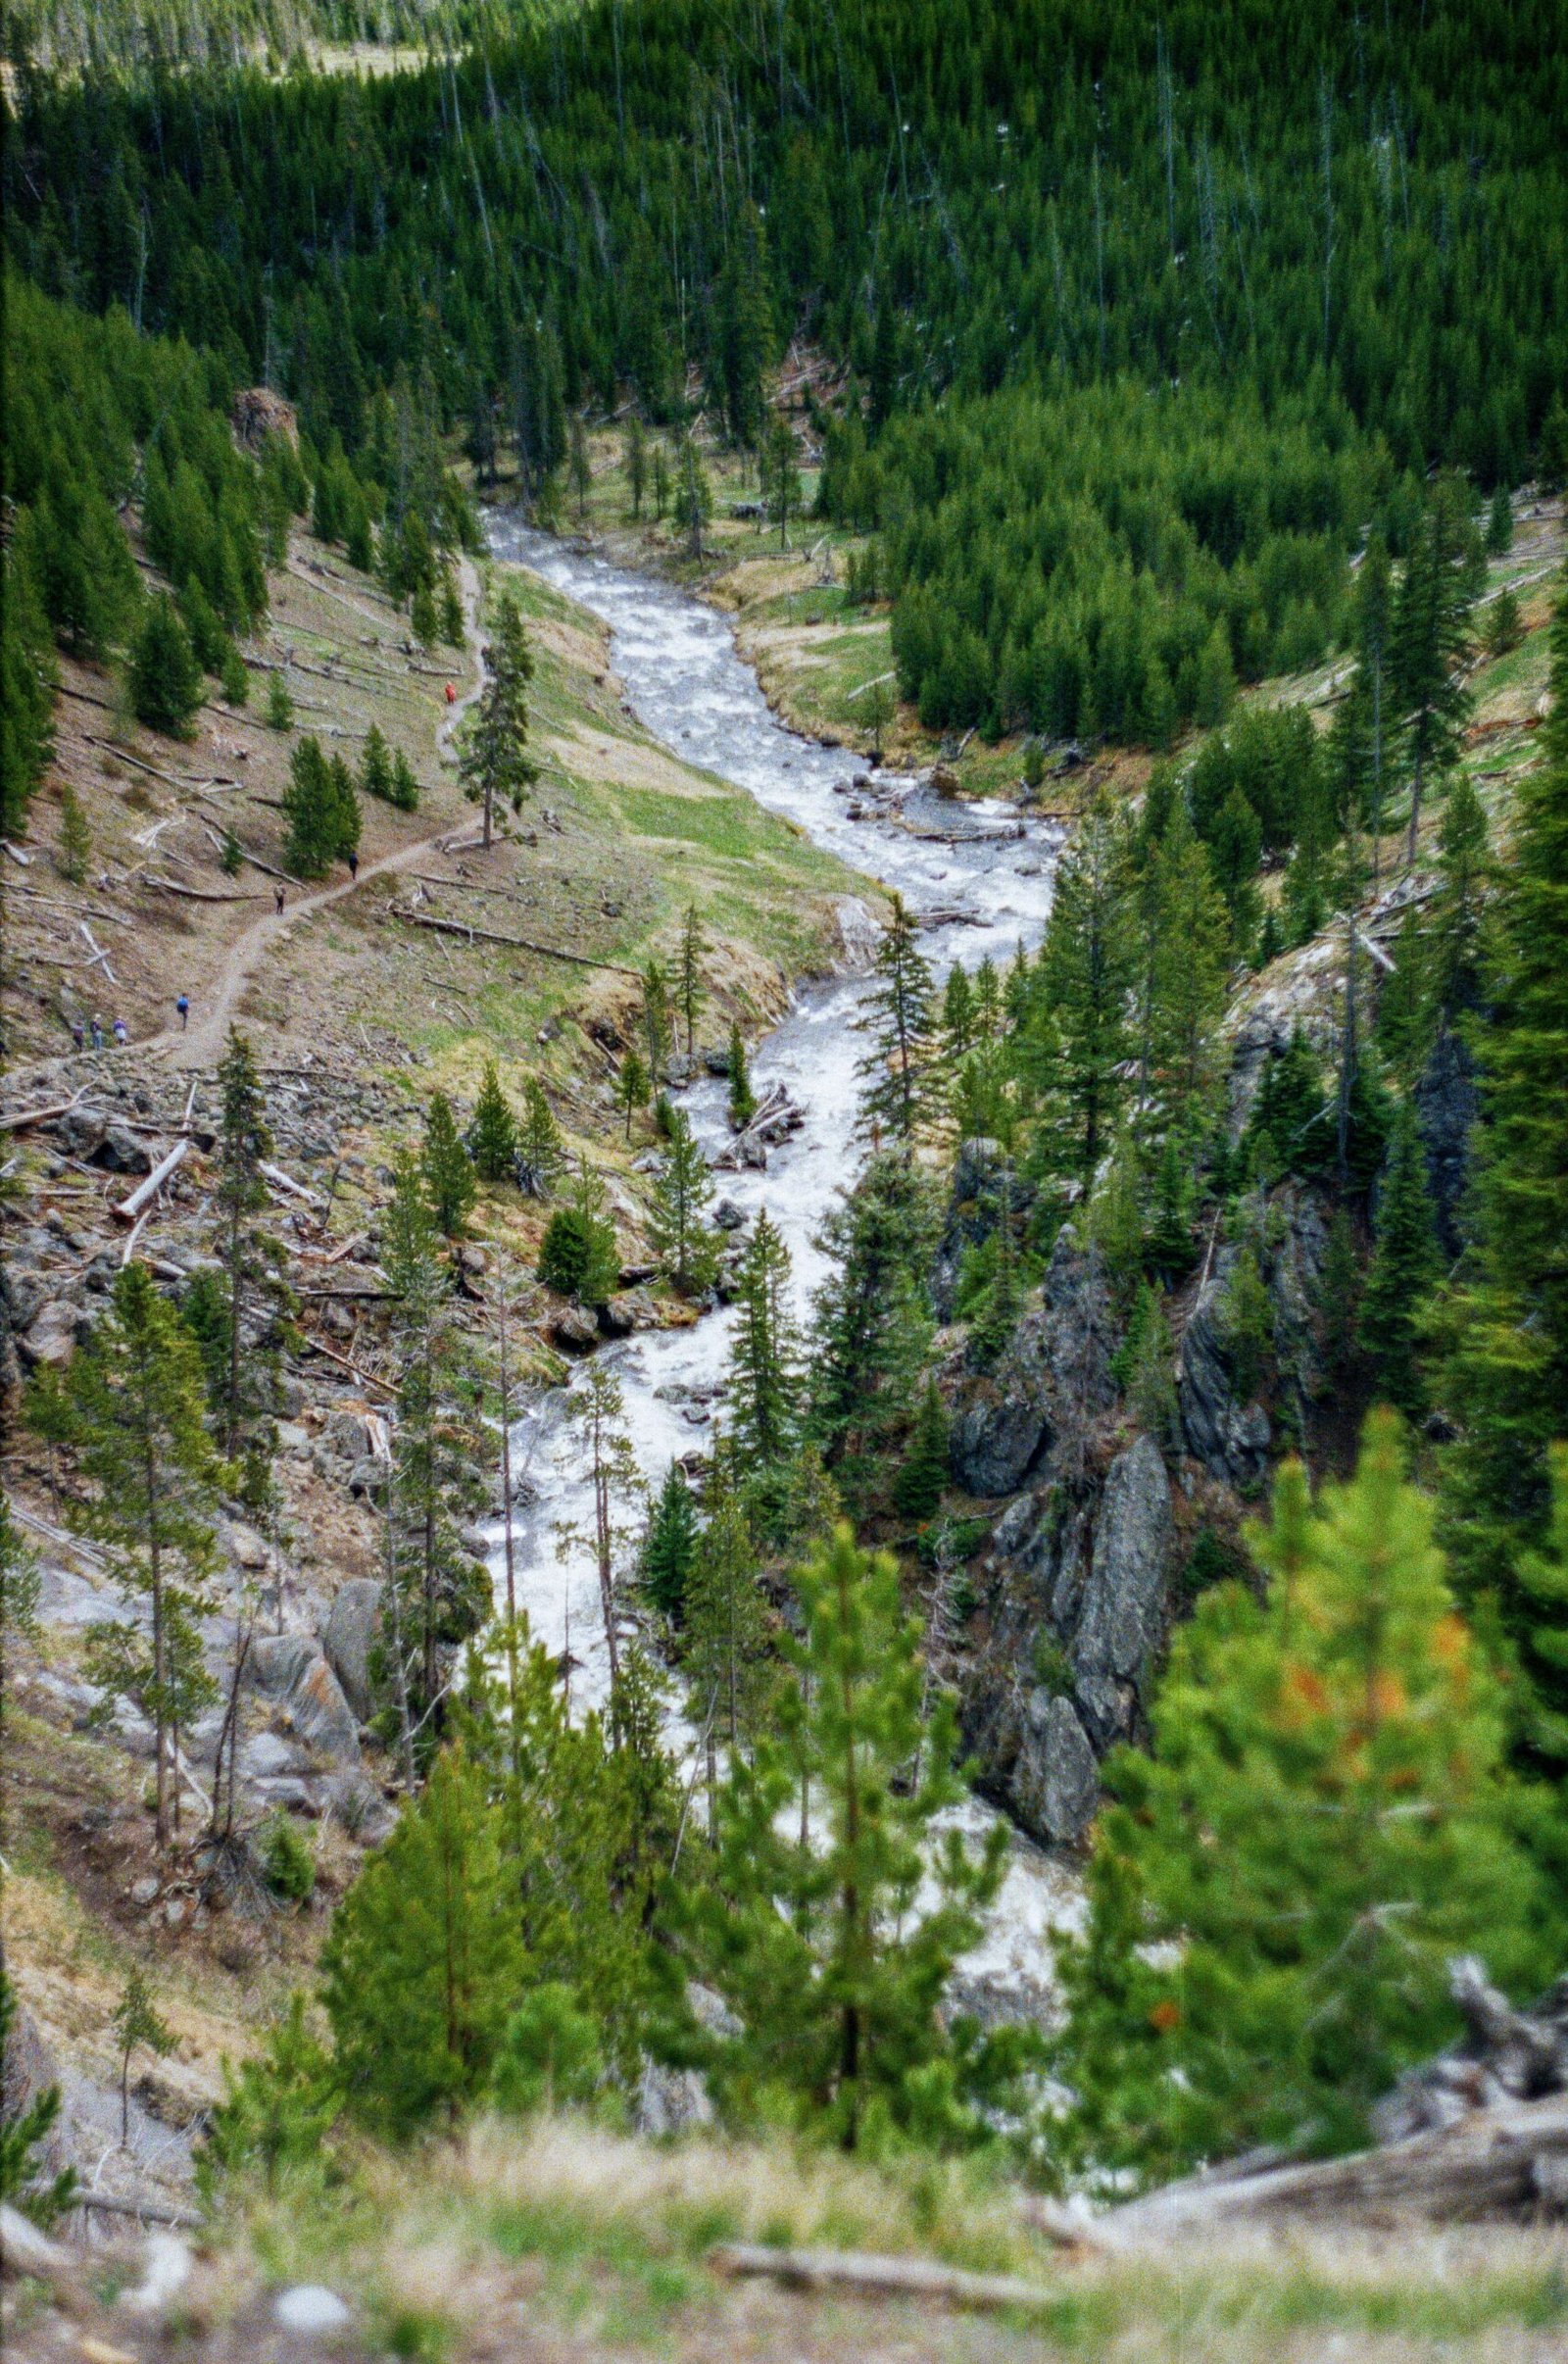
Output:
(480, 517), (1083, 2012)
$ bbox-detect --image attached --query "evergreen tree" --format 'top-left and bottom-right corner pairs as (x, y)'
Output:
(321, 1745), (524, 2138)
(360, 721), (394, 803)
(1487, 586), (1524, 658)
(649, 1107), (718, 1296)
(516, 1077), (566, 1199)
(1054, 1414), (1554, 2182)
(674, 432), (711, 560)
(561, 1359), (642, 1686)
(281, 736), (359, 879)
(1429, 773), (1490, 1012)
(468, 1062), (518, 1184)
(569, 417), (592, 517)
(725, 1208), (803, 1478)
(892, 1375), (950, 1521)
(213, 1027), (286, 1460)
(763, 416), (802, 548)
(676, 904), (707, 1057)
(670, 1525), (1012, 2151)
(640, 958), (672, 1083)
(615, 1046), (649, 1141)
(537, 1161), (619, 1304)
(1440, 573), (1568, 1766)
(0, 1971), (74, 2222)
(1146, 802), (1230, 1127)
(1486, 485), (1515, 558)
(640, 1461), (701, 1623)
(683, 1471), (770, 1806)
(460, 587), (538, 850)
(1393, 481), (1476, 864)
(1024, 801), (1133, 1180)
(379, 1153), (490, 1772)
(1375, 908), (1432, 1083)
(129, 593), (203, 736)
(111, 1969), (172, 2147)
(727, 1022), (757, 1130)
(856, 892), (937, 1150)
(1317, 1207), (1362, 1381)
(421, 1091), (476, 1240)
(941, 962), (975, 1069)
(389, 749), (420, 811)
(624, 415), (648, 520)
(41, 1263), (223, 1849)
(266, 671), (293, 731)
(1128, 1288), (1180, 1458)
(52, 782), (91, 887)
(809, 1152), (937, 1505)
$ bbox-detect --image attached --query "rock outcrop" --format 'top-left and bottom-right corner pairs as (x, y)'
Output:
(243, 1635), (361, 1764)
(321, 1580), (383, 1724)
(949, 1226), (1115, 1496)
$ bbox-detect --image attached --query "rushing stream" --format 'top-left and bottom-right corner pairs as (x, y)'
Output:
(481, 517), (1082, 2013)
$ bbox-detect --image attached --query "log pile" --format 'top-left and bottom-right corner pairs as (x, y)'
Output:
(1071, 1958), (1568, 2241)
(711, 1081), (805, 1170)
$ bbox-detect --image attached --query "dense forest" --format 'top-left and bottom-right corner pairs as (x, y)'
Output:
(6, 0), (1567, 745)
(6, 0), (1568, 2318)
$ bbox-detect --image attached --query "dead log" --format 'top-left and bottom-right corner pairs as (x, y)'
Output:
(297, 1335), (398, 1395)
(388, 903), (639, 976)
(114, 1138), (190, 1220)
(145, 876), (266, 905)
(0, 1090), (87, 1134)
(708, 2243), (1060, 2314)
(260, 1158), (323, 1208)
(1099, 2091), (1568, 2238)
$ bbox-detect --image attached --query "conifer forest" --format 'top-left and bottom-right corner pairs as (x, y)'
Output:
(3, 1), (1568, 2355)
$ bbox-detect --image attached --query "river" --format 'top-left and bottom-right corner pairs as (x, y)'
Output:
(480, 518), (1082, 2014)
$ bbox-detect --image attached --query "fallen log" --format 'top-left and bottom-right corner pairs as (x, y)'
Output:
(260, 1158), (323, 1207)
(297, 1335), (398, 1395)
(0, 1090), (87, 1134)
(68, 2191), (203, 2232)
(145, 876), (266, 905)
(388, 903), (640, 976)
(708, 2243), (1060, 2315)
(114, 1138), (190, 1220)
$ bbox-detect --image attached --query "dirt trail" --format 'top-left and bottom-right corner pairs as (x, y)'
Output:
(148, 559), (490, 1071)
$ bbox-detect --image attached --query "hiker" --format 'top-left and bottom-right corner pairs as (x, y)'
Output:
(70, 1016), (85, 1053)
(113, 1016), (128, 1047)
(89, 1014), (104, 1052)
(274, 883), (286, 915)
(176, 994), (189, 1031)
(444, 681), (457, 704)
(347, 850), (359, 881)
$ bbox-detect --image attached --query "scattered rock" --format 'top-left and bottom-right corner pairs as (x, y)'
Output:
(550, 1304), (601, 1354)
(274, 2285), (353, 2336)
(93, 1121), (155, 1175)
(1014, 1692), (1101, 1848)
(20, 1302), (90, 1369)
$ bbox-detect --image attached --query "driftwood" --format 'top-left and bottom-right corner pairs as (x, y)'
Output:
(0, 1091), (87, 1134)
(297, 1335), (398, 1395)
(145, 876), (265, 905)
(709, 2243), (1059, 2315)
(388, 903), (639, 976)
(114, 1138), (190, 1220)
(260, 1158), (323, 1208)
(68, 2191), (202, 2232)
(1090, 1961), (1568, 2241)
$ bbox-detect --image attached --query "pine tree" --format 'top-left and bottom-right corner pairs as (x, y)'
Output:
(213, 1027), (286, 1459)
(941, 963), (975, 1070)
(56, 782), (90, 885)
(1439, 572), (1568, 1766)
(266, 671), (293, 731)
(615, 1046), (650, 1140)
(624, 415), (648, 520)
(763, 416), (802, 548)
(460, 586), (538, 849)
(0, 1970), (74, 2222)
(640, 958), (672, 1083)
(321, 1745), (524, 2138)
(669, 1524), (1011, 2151)
(674, 432), (711, 560)
(683, 1470), (769, 1808)
(516, 1077), (566, 1199)
(1358, 1107), (1441, 1421)
(421, 1091), (477, 1240)
(1128, 1289), (1180, 1457)
(1146, 801), (1230, 1127)
(727, 1022), (757, 1130)
(411, 581), (439, 647)
(856, 892), (937, 1149)
(129, 593), (203, 736)
(1393, 480), (1476, 865)
(640, 1461), (701, 1623)
(1026, 800), (1133, 1180)
(1487, 586), (1524, 658)
(1318, 1207), (1362, 1380)
(809, 1152), (938, 1506)
(1429, 773), (1490, 1013)
(281, 736), (358, 879)
(360, 721), (394, 802)
(1053, 1414), (1552, 2182)
(862, 677), (896, 762)
(649, 1107), (718, 1296)
(379, 1155), (490, 1771)
(389, 749), (420, 811)
(42, 1263), (223, 1848)
(892, 1375), (950, 1520)
(725, 1208), (803, 1477)
(569, 417), (592, 517)
(561, 1359), (642, 1685)
(676, 904), (707, 1056)
(111, 1968), (172, 2146)
(468, 1062), (518, 1183)
(1486, 485), (1514, 558)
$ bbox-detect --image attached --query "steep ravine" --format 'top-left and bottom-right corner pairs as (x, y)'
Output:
(484, 519), (1081, 2013)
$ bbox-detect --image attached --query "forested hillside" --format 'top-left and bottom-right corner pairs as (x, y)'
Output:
(6, 3), (1568, 2356)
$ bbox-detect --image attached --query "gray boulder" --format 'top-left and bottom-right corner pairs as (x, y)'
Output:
(20, 1301), (91, 1369)
(1069, 1435), (1175, 1747)
(244, 1635), (361, 1764)
(94, 1122), (154, 1175)
(321, 1580), (382, 1723)
(1013, 1691), (1101, 1847)
(551, 1304), (600, 1354)
(949, 1226), (1114, 1494)
(1178, 1249), (1273, 1493)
